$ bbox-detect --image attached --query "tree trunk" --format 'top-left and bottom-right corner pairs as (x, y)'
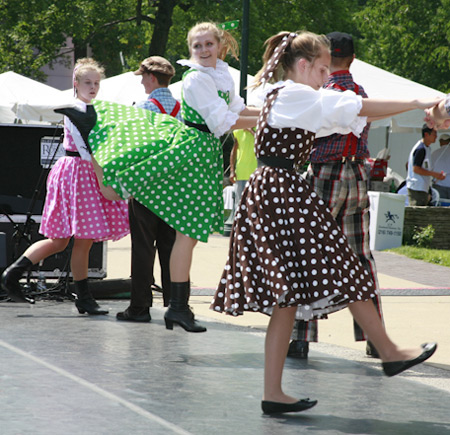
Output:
(73, 38), (88, 62)
(148, 0), (177, 56)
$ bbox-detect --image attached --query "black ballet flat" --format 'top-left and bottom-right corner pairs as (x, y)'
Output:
(382, 342), (437, 377)
(261, 398), (318, 415)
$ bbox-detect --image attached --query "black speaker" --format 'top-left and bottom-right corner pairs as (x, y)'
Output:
(0, 124), (106, 280)
(0, 123), (63, 214)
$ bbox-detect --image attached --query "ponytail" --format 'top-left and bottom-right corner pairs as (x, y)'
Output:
(253, 30), (330, 88)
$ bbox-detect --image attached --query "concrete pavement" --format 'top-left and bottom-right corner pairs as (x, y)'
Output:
(108, 234), (450, 369)
(1, 233), (450, 434)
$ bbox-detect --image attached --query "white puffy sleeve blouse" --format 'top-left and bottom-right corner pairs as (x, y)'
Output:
(267, 80), (367, 138)
(177, 59), (246, 138)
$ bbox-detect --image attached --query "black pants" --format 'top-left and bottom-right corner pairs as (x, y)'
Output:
(128, 199), (176, 307)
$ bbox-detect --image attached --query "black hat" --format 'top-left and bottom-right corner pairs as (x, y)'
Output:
(327, 32), (354, 57)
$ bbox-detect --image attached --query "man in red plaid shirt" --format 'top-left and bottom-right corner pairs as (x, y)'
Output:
(288, 32), (384, 359)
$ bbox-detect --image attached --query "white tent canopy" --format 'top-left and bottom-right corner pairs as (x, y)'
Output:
(8, 61), (446, 128)
(61, 71), (147, 106)
(0, 72), (66, 124)
(63, 66), (258, 106)
(350, 59), (445, 131)
(11, 67), (258, 123)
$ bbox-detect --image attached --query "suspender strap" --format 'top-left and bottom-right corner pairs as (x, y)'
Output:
(148, 98), (181, 118)
(331, 83), (360, 158)
(170, 101), (181, 117)
(148, 98), (167, 114)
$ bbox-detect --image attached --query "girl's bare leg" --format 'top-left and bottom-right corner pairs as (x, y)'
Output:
(169, 231), (198, 282)
(264, 305), (299, 403)
(348, 300), (425, 362)
(24, 238), (70, 264)
(71, 239), (94, 281)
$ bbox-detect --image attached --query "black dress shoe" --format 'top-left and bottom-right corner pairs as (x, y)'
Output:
(382, 342), (437, 377)
(366, 341), (380, 358)
(116, 307), (151, 322)
(287, 340), (309, 359)
(261, 398), (318, 415)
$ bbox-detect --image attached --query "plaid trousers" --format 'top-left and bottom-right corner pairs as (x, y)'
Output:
(292, 160), (384, 342)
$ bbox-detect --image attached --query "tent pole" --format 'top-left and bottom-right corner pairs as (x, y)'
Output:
(239, 0), (250, 103)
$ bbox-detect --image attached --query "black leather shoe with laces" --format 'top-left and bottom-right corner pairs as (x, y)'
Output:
(116, 307), (151, 322)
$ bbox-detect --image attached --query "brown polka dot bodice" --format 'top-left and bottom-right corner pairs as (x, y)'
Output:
(255, 87), (315, 166)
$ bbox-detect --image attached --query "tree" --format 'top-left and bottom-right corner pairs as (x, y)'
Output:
(0, 0), (364, 82)
(355, 0), (450, 92)
(0, 0), (76, 80)
(0, 0), (193, 79)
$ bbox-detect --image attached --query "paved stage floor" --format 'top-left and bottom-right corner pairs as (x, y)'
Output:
(2, 234), (450, 434)
(1, 298), (450, 435)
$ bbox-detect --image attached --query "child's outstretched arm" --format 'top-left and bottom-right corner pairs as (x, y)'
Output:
(359, 97), (443, 118)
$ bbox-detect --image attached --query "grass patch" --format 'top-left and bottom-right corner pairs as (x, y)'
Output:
(386, 246), (450, 268)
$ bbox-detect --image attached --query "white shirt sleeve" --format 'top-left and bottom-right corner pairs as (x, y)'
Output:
(268, 83), (367, 138)
(182, 71), (242, 138)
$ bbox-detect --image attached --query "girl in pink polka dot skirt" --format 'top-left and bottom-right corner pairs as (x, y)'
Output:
(211, 31), (439, 414)
(1, 58), (129, 314)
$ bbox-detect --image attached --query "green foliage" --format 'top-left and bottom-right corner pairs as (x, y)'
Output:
(355, 0), (450, 92)
(0, 0), (74, 80)
(2, 0), (448, 94)
(0, 0), (363, 82)
(404, 224), (436, 248)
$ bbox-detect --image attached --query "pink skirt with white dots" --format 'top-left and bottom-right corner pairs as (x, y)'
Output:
(40, 156), (129, 242)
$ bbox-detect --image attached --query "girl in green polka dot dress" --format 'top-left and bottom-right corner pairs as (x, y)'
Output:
(90, 22), (259, 332)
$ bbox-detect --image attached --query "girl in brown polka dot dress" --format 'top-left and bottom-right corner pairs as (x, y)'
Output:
(211, 31), (439, 414)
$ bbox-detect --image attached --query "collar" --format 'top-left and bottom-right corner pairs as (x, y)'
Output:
(329, 69), (351, 77)
(177, 58), (234, 92)
(148, 87), (172, 99)
(177, 58), (228, 74)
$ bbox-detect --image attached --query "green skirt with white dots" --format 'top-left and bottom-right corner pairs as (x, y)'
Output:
(90, 100), (224, 242)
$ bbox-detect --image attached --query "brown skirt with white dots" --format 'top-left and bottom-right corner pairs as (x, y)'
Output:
(211, 166), (377, 319)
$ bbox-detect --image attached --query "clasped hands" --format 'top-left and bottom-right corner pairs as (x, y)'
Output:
(424, 97), (450, 130)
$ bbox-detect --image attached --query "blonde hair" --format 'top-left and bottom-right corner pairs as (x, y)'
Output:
(73, 57), (105, 83)
(254, 31), (330, 87)
(187, 22), (239, 61)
